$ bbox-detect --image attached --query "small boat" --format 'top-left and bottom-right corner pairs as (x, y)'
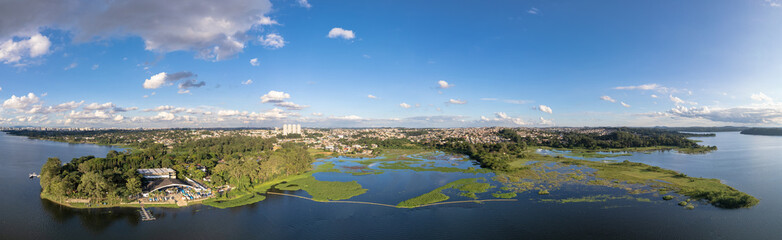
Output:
(29, 172), (39, 178)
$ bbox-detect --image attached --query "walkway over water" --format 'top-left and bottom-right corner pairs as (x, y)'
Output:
(138, 202), (155, 221)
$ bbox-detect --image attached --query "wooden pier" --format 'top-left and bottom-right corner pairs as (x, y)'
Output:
(138, 202), (156, 221)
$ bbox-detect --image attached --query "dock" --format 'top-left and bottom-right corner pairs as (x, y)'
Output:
(138, 202), (156, 221)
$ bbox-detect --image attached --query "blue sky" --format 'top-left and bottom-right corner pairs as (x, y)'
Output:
(0, 0), (781, 128)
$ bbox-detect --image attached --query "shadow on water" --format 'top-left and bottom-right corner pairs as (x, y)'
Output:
(40, 198), (139, 233)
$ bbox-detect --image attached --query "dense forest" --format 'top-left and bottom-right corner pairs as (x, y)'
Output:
(740, 128), (782, 136)
(39, 136), (313, 203)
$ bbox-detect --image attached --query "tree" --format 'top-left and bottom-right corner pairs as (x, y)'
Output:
(125, 177), (142, 196)
(40, 157), (62, 192)
(78, 172), (109, 200)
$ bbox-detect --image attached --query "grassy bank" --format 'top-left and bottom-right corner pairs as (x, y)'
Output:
(397, 178), (494, 208)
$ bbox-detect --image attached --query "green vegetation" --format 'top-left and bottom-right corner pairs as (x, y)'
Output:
(740, 128), (782, 136)
(537, 189), (550, 195)
(397, 178), (493, 208)
(276, 176), (367, 201)
(431, 128), (718, 171)
(663, 195), (674, 200)
(541, 195), (651, 204)
(492, 192), (517, 199)
(39, 134), (314, 207)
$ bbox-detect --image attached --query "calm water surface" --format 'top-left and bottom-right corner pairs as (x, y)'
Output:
(1, 131), (781, 239)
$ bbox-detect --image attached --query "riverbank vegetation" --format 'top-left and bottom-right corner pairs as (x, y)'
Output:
(38, 135), (314, 208)
(740, 128), (782, 136)
(397, 178), (493, 208)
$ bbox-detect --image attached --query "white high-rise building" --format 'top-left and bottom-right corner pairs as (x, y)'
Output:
(281, 124), (301, 135)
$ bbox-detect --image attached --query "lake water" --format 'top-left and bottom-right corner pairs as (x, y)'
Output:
(1, 131), (781, 239)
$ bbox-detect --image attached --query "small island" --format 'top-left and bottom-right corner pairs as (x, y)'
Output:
(740, 128), (782, 136)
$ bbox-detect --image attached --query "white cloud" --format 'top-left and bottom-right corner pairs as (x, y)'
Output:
(298, 0), (312, 8)
(3, 93), (41, 110)
(259, 33), (285, 49)
(154, 112), (176, 121)
(242, 79), (253, 85)
(367, 94), (377, 99)
(400, 102), (412, 109)
(113, 115), (124, 121)
(83, 102), (115, 111)
(539, 117), (553, 125)
(311, 112), (323, 116)
(620, 102), (631, 108)
(537, 105), (553, 114)
(260, 90), (291, 103)
(91, 64), (99, 70)
(480, 112), (527, 126)
(64, 62), (77, 70)
(0, 33), (51, 64)
(329, 115), (363, 121)
(437, 80), (453, 89)
(250, 58), (259, 66)
(751, 92), (773, 102)
(614, 83), (662, 91)
(448, 99), (467, 104)
(600, 95), (617, 103)
(275, 101), (308, 110)
(0, 0), (275, 61)
(143, 71), (199, 90)
(528, 7), (539, 14)
(27, 101), (84, 114)
(258, 16), (278, 25)
(666, 105), (782, 124)
(143, 72), (169, 89)
(669, 95), (685, 105)
(651, 94), (658, 98)
(327, 28), (355, 40)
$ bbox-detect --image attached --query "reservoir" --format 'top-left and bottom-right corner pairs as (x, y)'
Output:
(1, 131), (781, 239)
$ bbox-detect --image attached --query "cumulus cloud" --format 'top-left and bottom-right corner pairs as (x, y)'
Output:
(400, 102), (412, 109)
(250, 58), (259, 66)
(311, 112), (323, 116)
(669, 95), (685, 105)
(480, 112), (527, 126)
(258, 16), (278, 25)
(437, 80), (453, 89)
(367, 94), (377, 99)
(651, 94), (658, 98)
(667, 105), (782, 124)
(327, 28), (355, 40)
(298, 0), (312, 8)
(751, 92), (773, 102)
(83, 102), (115, 111)
(143, 71), (201, 91)
(242, 79), (253, 85)
(0, 0), (274, 61)
(260, 90), (290, 103)
(3, 93), (41, 110)
(259, 33), (285, 49)
(620, 102), (631, 108)
(600, 95), (617, 103)
(27, 101), (84, 114)
(537, 105), (553, 114)
(0, 33), (51, 64)
(329, 115), (363, 121)
(448, 99), (467, 104)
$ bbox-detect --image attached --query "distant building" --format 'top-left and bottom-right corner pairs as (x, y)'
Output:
(282, 124), (302, 135)
(137, 168), (176, 179)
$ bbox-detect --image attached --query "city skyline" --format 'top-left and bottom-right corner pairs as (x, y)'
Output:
(1, 0), (781, 128)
